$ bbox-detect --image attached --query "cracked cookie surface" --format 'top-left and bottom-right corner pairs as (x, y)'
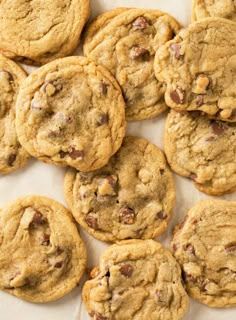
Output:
(83, 8), (181, 121)
(0, 0), (90, 65)
(16, 56), (126, 172)
(0, 54), (29, 174)
(64, 136), (175, 242)
(0, 195), (87, 302)
(171, 199), (236, 307)
(192, 0), (236, 21)
(82, 239), (189, 320)
(155, 18), (236, 122)
(164, 110), (236, 195)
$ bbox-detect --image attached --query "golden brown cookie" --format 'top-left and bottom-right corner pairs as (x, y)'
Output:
(171, 199), (236, 307)
(64, 136), (175, 242)
(0, 195), (87, 303)
(16, 56), (126, 172)
(0, 54), (29, 174)
(83, 8), (181, 121)
(0, 0), (90, 65)
(82, 240), (189, 320)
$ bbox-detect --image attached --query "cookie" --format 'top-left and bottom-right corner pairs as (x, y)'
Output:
(0, 0), (90, 65)
(192, 0), (236, 22)
(64, 136), (175, 242)
(0, 195), (87, 303)
(16, 56), (126, 172)
(155, 18), (236, 122)
(83, 8), (181, 121)
(0, 54), (30, 174)
(171, 199), (236, 308)
(164, 110), (236, 195)
(82, 239), (189, 320)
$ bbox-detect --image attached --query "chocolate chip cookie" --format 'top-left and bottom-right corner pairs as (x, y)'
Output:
(155, 18), (236, 122)
(164, 110), (236, 195)
(0, 0), (90, 65)
(171, 199), (236, 308)
(0, 195), (87, 303)
(82, 240), (189, 320)
(192, 0), (236, 22)
(16, 56), (126, 172)
(83, 8), (181, 121)
(0, 54), (30, 174)
(64, 136), (175, 242)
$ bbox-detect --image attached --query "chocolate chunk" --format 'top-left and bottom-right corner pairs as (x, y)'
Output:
(56, 246), (64, 256)
(59, 150), (67, 158)
(130, 46), (150, 60)
(159, 169), (165, 175)
(225, 245), (236, 253)
(183, 243), (195, 255)
(170, 44), (182, 59)
(189, 173), (197, 181)
(54, 261), (63, 268)
(157, 211), (166, 220)
(196, 94), (204, 106)
(96, 113), (109, 126)
(132, 16), (148, 30)
(68, 147), (84, 160)
(41, 233), (50, 246)
(120, 264), (133, 278)
(99, 82), (108, 95)
(119, 207), (135, 225)
(170, 89), (185, 104)
(31, 212), (46, 225)
(7, 154), (16, 166)
(85, 214), (98, 229)
(211, 121), (225, 136)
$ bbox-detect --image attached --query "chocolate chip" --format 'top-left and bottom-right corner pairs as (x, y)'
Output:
(105, 270), (110, 278)
(120, 264), (133, 278)
(99, 82), (108, 95)
(68, 147), (84, 160)
(196, 95), (204, 106)
(183, 243), (195, 255)
(157, 211), (166, 220)
(132, 16), (148, 30)
(119, 207), (135, 225)
(211, 121), (225, 136)
(31, 212), (46, 225)
(41, 233), (50, 246)
(56, 246), (64, 256)
(96, 113), (109, 126)
(189, 173), (197, 181)
(159, 169), (165, 175)
(54, 261), (63, 268)
(170, 89), (185, 104)
(59, 150), (67, 158)
(85, 214), (98, 229)
(7, 154), (16, 166)
(130, 46), (150, 60)
(170, 43), (182, 59)
(225, 245), (236, 253)
(190, 111), (202, 118)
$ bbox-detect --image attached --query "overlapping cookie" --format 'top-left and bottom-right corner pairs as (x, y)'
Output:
(164, 110), (236, 195)
(83, 240), (189, 320)
(16, 56), (126, 172)
(155, 18), (236, 122)
(83, 8), (181, 121)
(192, 0), (236, 21)
(0, 196), (87, 302)
(171, 199), (236, 307)
(0, 0), (90, 65)
(0, 54), (29, 174)
(64, 136), (175, 242)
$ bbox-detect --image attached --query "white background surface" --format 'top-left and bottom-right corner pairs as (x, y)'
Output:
(0, 0), (235, 319)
